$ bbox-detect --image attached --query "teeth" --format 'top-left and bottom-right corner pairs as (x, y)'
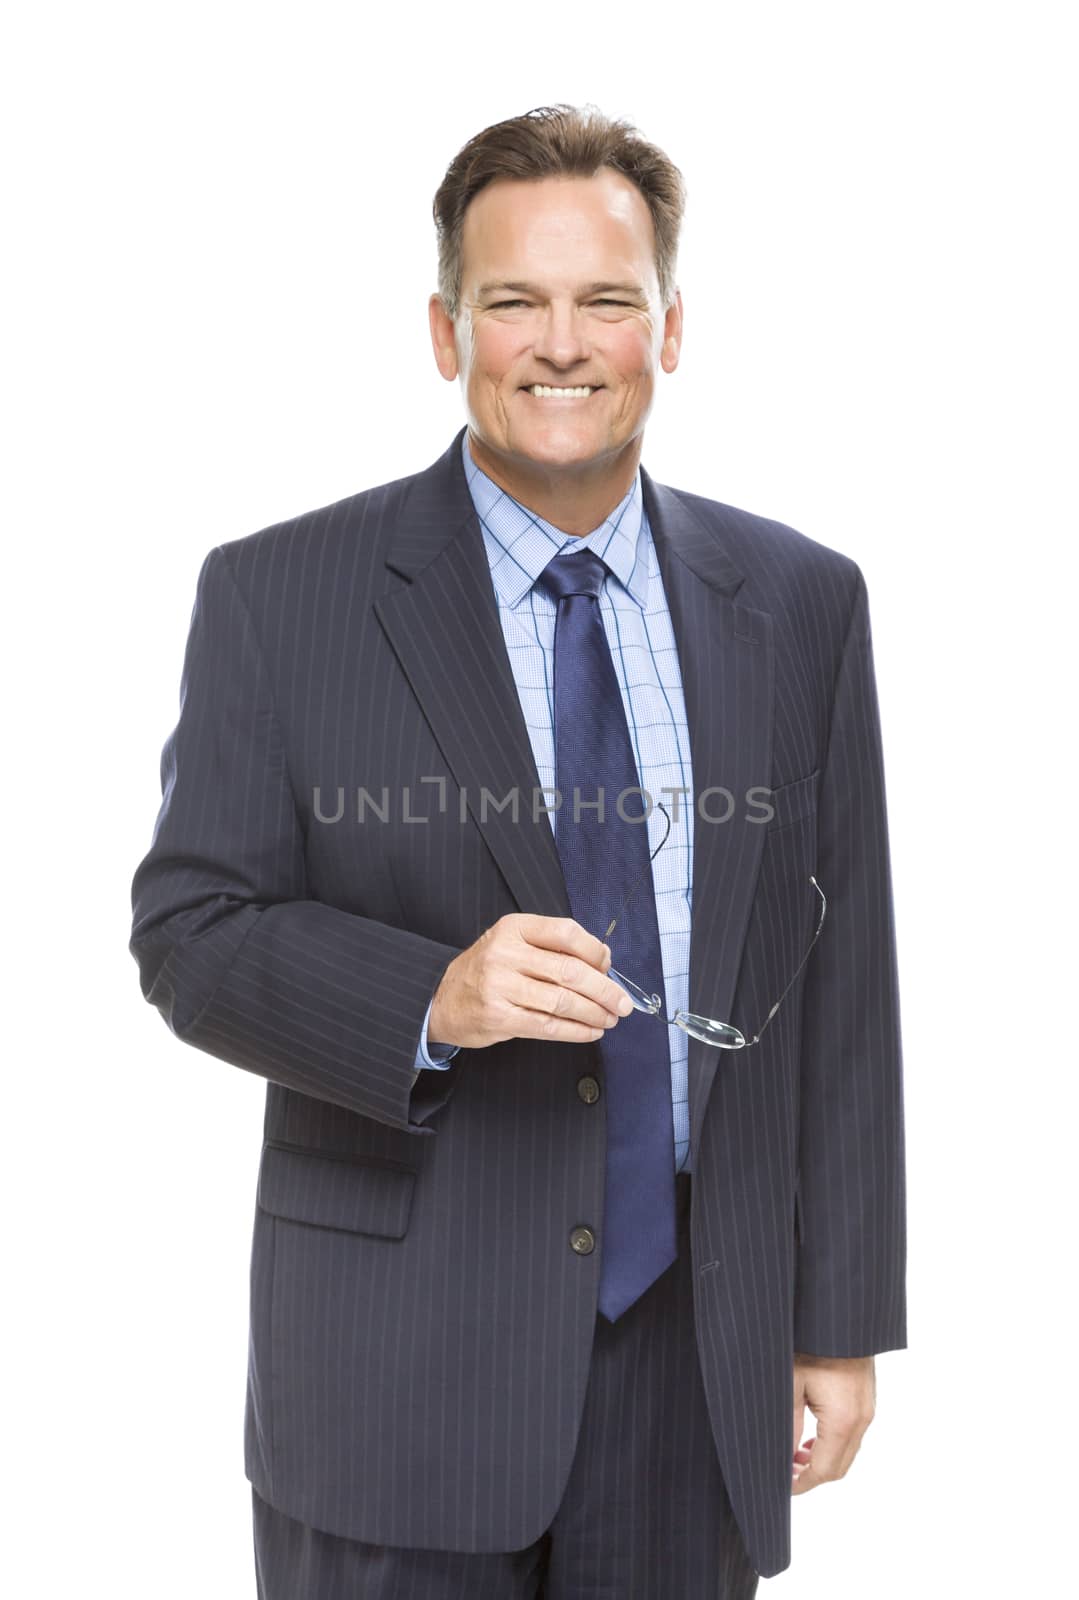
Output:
(528, 385), (595, 398)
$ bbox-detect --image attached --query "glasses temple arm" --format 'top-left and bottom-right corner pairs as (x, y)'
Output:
(742, 875), (828, 1047)
(602, 802), (672, 941)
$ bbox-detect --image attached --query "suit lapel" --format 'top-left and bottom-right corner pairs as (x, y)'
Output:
(374, 432), (573, 921)
(641, 469), (774, 1164)
(375, 429), (774, 1153)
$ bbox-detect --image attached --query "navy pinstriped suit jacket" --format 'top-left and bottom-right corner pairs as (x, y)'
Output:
(129, 423), (906, 1579)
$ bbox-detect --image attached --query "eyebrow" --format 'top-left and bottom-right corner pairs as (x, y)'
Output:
(476, 279), (646, 298)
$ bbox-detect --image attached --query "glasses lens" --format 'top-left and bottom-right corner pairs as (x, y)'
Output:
(607, 967), (662, 1014)
(674, 1010), (746, 1049)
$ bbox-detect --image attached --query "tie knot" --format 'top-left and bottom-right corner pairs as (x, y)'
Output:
(534, 547), (609, 604)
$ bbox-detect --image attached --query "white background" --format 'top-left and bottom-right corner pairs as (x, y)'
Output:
(5, 2), (1074, 1594)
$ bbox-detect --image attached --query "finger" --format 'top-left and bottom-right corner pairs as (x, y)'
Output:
(502, 1003), (608, 1044)
(505, 970), (622, 1034)
(791, 1442), (819, 1493)
(515, 942), (632, 1018)
(514, 914), (612, 974)
(796, 1418), (861, 1488)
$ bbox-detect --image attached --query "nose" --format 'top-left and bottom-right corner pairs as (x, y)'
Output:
(530, 302), (592, 371)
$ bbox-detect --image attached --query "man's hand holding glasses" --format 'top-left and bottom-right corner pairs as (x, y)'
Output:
(428, 799), (825, 1054)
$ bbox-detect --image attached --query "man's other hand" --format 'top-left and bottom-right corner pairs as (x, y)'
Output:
(791, 1353), (877, 1493)
(428, 913), (635, 1050)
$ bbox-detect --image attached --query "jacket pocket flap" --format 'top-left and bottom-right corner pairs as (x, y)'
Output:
(765, 767), (821, 831)
(257, 1143), (416, 1239)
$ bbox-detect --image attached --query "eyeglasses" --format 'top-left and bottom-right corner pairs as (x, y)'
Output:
(599, 801), (826, 1049)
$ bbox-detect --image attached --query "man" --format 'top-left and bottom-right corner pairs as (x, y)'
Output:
(130, 103), (906, 1596)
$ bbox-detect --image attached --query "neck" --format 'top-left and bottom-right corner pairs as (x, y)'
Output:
(466, 430), (641, 539)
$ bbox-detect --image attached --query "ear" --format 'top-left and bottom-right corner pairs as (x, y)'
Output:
(429, 293), (460, 382)
(661, 288), (683, 375)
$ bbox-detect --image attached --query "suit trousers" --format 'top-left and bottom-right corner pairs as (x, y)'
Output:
(252, 1171), (760, 1599)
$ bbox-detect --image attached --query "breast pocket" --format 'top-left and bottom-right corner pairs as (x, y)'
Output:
(763, 767), (821, 833)
(257, 1141), (417, 1240)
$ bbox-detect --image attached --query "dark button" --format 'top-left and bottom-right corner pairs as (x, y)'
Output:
(577, 1074), (601, 1104)
(570, 1226), (595, 1255)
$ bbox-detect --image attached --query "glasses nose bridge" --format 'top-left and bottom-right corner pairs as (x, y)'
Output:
(606, 971), (746, 1049)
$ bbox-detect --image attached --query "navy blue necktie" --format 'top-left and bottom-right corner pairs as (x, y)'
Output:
(535, 547), (677, 1322)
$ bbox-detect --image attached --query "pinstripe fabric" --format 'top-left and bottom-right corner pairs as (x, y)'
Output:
(128, 423), (906, 1579)
(250, 1172), (759, 1598)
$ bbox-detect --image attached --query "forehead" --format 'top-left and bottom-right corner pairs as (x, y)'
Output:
(460, 170), (657, 290)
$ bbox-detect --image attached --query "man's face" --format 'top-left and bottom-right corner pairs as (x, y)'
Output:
(429, 169), (682, 484)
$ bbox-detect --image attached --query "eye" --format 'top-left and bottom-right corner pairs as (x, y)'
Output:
(489, 299), (630, 309)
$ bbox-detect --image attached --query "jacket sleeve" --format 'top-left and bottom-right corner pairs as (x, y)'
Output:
(793, 563), (908, 1356)
(129, 544), (463, 1134)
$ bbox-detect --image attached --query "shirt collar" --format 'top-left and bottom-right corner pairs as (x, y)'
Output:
(460, 428), (650, 611)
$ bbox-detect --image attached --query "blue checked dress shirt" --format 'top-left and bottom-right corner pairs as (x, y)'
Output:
(413, 429), (697, 1175)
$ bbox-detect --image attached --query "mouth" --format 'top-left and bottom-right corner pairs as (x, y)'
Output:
(519, 384), (605, 402)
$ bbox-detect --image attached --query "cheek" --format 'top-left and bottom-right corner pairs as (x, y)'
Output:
(610, 330), (655, 381)
(471, 327), (520, 387)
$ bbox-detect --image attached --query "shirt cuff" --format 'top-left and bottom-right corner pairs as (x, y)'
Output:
(415, 993), (460, 1071)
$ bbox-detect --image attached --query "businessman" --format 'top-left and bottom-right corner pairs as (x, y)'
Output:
(130, 103), (907, 1597)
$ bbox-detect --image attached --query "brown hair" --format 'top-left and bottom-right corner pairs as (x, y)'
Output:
(432, 102), (687, 322)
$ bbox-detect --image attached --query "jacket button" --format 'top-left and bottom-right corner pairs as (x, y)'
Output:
(577, 1074), (601, 1104)
(570, 1226), (596, 1255)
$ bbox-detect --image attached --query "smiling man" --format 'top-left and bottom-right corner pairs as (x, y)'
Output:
(130, 103), (907, 1598)
(436, 163), (677, 538)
